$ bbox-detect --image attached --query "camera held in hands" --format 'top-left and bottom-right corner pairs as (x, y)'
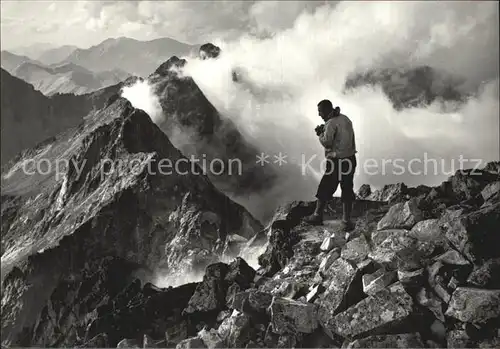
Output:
(315, 124), (325, 135)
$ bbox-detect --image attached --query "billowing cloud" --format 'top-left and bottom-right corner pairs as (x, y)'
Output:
(182, 1), (499, 204)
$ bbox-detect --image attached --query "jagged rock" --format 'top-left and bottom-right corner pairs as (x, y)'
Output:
(184, 258), (255, 321)
(426, 259), (472, 304)
(483, 161), (500, 173)
(269, 297), (318, 335)
(447, 330), (474, 348)
(398, 268), (425, 286)
(445, 288), (500, 323)
(377, 198), (424, 230)
(409, 219), (444, 243)
(427, 262), (451, 303)
(368, 232), (436, 271)
(117, 338), (141, 348)
(317, 258), (362, 327)
(326, 282), (414, 339)
(217, 310), (251, 348)
(318, 248), (341, 275)
(225, 257), (256, 290)
(320, 235), (335, 252)
(357, 184), (372, 199)
(367, 183), (408, 202)
(216, 310), (231, 323)
(343, 333), (425, 348)
(371, 229), (408, 246)
(222, 234), (248, 259)
(149, 57), (280, 219)
(362, 269), (397, 296)
(258, 221), (300, 276)
(306, 284), (325, 303)
(467, 258), (500, 289)
(435, 250), (470, 266)
(199, 43), (221, 60)
(198, 328), (224, 349)
(341, 235), (370, 264)
(84, 279), (196, 346)
(449, 169), (498, 202)
(176, 337), (207, 349)
(154, 56), (187, 76)
(230, 289), (273, 315)
(416, 287), (445, 322)
(184, 263), (230, 315)
(481, 181), (500, 203)
(440, 202), (500, 263)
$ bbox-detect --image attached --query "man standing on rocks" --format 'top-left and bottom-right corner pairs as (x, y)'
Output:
(304, 99), (357, 231)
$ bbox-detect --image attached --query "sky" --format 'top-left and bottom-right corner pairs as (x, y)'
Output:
(0, 0), (330, 50)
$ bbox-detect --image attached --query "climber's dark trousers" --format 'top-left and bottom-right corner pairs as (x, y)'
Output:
(316, 155), (357, 205)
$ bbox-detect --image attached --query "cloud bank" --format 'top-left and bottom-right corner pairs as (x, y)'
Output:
(181, 1), (498, 199)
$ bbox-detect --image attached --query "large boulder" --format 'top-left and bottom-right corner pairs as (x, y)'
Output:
(408, 219), (445, 244)
(257, 220), (300, 277)
(445, 288), (500, 324)
(268, 297), (318, 335)
(341, 235), (370, 264)
(325, 282), (415, 339)
(184, 258), (255, 319)
(317, 258), (363, 329)
(217, 310), (251, 348)
(440, 202), (500, 263)
(362, 269), (397, 296)
(377, 198), (424, 230)
(368, 232), (436, 271)
(229, 289), (273, 315)
(448, 169), (498, 203)
(481, 181), (500, 203)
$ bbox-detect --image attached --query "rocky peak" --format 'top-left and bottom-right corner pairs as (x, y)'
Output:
(148, 55), (279, 202)
(199, 43), (221, 60)
(1, 96), (262, 346)
(153, 56), (188, 77)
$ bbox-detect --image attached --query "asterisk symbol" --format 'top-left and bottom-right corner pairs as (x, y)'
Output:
(274, 152), (288, 166)
(256, 153), (270, 166)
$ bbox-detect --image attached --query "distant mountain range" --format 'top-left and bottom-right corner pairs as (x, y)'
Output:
(13, 61), (130, 96)
(1, 36), (198, 95)
(60, 36), (198, 77)
(36, 45), (79, 65)
(0, 50), (42, 74)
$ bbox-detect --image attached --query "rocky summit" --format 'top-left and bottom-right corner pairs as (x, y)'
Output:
(1, 45), (500, 348)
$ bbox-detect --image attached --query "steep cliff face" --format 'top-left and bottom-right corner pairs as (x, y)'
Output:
(149, 56), (279, 197)
(1, 97), (262, 346)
